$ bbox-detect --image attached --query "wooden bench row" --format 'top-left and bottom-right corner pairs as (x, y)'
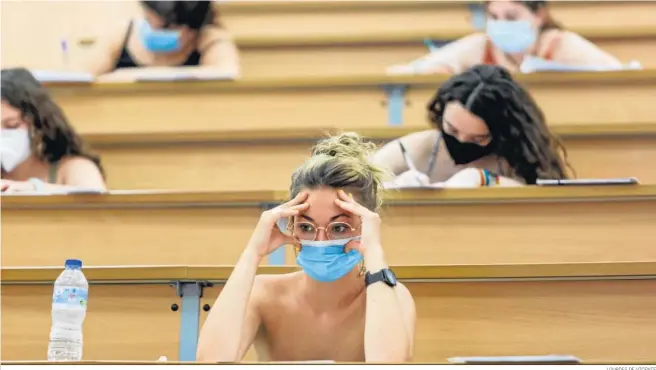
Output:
(3, 187), (656, 268)
(3, 263), (656, 362)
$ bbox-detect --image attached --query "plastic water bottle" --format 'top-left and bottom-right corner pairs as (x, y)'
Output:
(47, 259), (88, 361)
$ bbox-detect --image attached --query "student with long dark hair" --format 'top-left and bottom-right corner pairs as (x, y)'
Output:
(388, 0), (621, 75)
(87, 1), (240, 80)
(1, 68), (106, 193)
(374, 64), (571, 188)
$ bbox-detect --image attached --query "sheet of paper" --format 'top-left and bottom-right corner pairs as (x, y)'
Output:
(1, 188), (105, 196)
(30, 70), (94, 83)
(135, 70), (238, 82)
(383, 182), (444, 190)
(448, 354), (581, 364)
(520, 56), (642, 73)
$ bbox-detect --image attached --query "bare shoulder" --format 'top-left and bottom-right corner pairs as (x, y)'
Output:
(198, 26), (234, 50)
(252, 272), (301, 305)
(57, 156), (100, 173)
(400, 129), (439, 152)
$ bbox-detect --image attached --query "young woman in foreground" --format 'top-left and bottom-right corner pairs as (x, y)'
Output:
(197, 133), (415, 362)
(374, 64), (570, 188)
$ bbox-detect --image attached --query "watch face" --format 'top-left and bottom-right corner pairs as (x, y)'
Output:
(383, 269), (397, 285)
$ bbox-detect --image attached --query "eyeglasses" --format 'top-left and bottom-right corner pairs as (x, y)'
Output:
(292, 221), (358, 241)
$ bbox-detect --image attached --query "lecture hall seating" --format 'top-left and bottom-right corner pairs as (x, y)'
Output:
(42, 71), (656, 191)
(2, 1), (655, 75)
(3, 263), (656, 362)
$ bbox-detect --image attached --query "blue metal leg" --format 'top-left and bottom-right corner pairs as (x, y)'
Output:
(384, 85), (408, 126)
(178, 282), (202, 361)
(468, 3), (486, 30)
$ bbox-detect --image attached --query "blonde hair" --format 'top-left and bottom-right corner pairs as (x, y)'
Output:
(289, 132), (387, 211)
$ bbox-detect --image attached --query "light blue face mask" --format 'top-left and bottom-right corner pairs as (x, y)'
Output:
(296, 237), (362, 283)
(486, 19), (537, 54)
(138, 19), (181, 53)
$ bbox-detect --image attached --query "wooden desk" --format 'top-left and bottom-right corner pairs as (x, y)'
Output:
(47, 72), (656, 138)
(3, 187), (656, 268)
(88, 124), (656, 191)
(3, 263), (656, 362)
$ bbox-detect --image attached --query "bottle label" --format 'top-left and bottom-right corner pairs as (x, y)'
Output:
(52, 287), (88, 307)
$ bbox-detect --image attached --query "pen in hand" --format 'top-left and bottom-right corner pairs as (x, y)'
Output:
(398, 141), (429, 186)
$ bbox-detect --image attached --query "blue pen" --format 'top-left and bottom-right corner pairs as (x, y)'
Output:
(423, 38), (439, 53)
(60, 38), (69, 68)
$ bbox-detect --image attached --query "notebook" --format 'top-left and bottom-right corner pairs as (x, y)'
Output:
(30, 70), (94, 83)
(135, 70), (238, 82)
(536, 177), (639, 186)
(448, 354), (581, 364)
(520, 56), (643, 73)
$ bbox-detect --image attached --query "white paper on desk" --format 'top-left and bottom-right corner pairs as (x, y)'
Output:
(448, 354), (581, 364)
(135, 70), (238, 82)
(30, 70), (94, 83)
(383, 182), (444, 190)
(1, 188), (104, 196)
(520, 56), (643, 73)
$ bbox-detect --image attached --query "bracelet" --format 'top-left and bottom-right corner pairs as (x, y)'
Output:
(478, 169), (500, 187)
(28, 178), (46, 192)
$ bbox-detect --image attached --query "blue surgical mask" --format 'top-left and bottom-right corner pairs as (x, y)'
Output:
(296, 237), (362, 283)
(138, 19), (181, 53)
(486, 19), (537, 54)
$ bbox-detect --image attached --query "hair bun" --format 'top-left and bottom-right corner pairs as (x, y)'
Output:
(311, 131), (377, 161)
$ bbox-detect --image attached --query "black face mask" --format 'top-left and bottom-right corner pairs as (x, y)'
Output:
(442, 131), (494, 165)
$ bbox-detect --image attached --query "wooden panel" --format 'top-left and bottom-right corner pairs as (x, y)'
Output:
(0, 284), (180, 361)
(241, 39), (656, 78)
(195, 279), (656, 362)
(3, 192), (655, 268)
(0, 207), (263, 267)
(47, 72), (656, 136)
(379, 200), (656, 265)
(410, 279), (656, 362)
(93, 136), (656, 192)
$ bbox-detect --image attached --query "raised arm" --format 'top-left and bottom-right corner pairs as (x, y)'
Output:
(196, 249), (263, 361)
(196, 192), (309, 361)
(334, 191), (416, 362)
(552, 31), (623, 68)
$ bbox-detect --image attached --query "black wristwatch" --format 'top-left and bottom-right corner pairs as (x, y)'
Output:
(365, 268), (398, 288)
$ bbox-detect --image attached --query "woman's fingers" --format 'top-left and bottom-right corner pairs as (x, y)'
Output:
(277, 203), (309, 218)
(282, 191), (309, 208)
(335, 190), (370, 216)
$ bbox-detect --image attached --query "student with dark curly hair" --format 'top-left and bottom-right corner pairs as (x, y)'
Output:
(374, 64), (571, 188)
(1, 68), (106, 193)
(388, 0), (621, 75)
(86, 1), (240, 81)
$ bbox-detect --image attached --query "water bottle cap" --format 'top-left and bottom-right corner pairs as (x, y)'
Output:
(65, 259), (82, 268)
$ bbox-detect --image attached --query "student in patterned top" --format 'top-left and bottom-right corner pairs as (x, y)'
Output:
(388, 0), (622, 75)
(87, 1), (240, 81)
(1, 68), (106, 193)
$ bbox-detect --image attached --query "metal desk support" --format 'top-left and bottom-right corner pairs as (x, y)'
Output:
(174, 281), (213, 361)
(383, 85), (408, 126)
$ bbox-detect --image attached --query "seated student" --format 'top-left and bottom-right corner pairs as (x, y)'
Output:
(374, 65), (570, 188)
(1, 68), (106, 193)
(197, 133), (415, 362)
(87, 1), (240, 80)
(387, 0), (622, 75)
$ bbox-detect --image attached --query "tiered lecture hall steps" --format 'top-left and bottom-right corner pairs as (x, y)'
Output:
(3, 1), (656, 75)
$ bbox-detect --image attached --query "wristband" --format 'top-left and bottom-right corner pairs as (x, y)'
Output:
(28, 178), (46, 192)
